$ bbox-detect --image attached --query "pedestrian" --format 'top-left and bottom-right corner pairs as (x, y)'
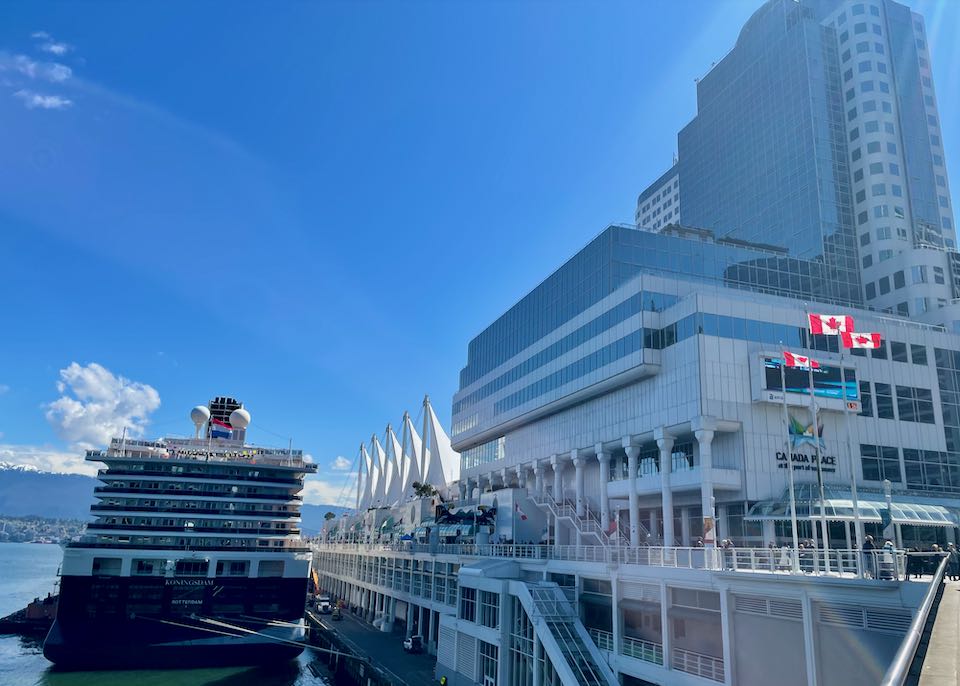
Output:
(779, 543), (792, 572)
(861, 535), (877, 579)
(948, 543), (960, 581)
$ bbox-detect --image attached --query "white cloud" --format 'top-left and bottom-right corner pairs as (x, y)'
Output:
(0, 384), (9, 395)
(11, 55), (72, 82)
(0, 443), (96, 476)
(332, 455), (351, 471)
(41, 42), (71, 56)
(302, 476), (354, 506)
(14, 89), (72, 110)
(31, 31), (51, 40)
(45, 362), (160, 450)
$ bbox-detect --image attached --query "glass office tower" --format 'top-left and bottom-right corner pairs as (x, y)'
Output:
(653, 0), (956, 321)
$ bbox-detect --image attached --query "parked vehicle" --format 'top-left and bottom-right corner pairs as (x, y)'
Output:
(331, 607), (342, 621)
(402, 635), (424, 653)
(317, 596), (332, 614)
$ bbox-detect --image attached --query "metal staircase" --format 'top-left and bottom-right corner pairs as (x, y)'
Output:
(515, 582), (618, 686)
(533, 494), (647, 546)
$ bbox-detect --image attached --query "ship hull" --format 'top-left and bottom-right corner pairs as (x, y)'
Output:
(44, 574), (308, 670)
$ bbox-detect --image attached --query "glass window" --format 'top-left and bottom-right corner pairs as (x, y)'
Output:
(878, 276), (890, 294)
(912, 345), (928, 366)
(893, 271), (905, 289)
(859, 381), (873, 416)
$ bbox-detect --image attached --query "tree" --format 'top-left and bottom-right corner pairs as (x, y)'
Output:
(412, 481), (436, 498)
(324, 511), (336, 521)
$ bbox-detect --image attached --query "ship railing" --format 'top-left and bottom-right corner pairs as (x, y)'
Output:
(90, 447), (314, 470)
(68, 540), (311, 552)
(672, 647), (724, 682)
(312, 542), (909, 579)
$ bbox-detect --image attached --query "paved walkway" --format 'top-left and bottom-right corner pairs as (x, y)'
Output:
(316, 611), (438, 686)
(920, 581), (960, 685)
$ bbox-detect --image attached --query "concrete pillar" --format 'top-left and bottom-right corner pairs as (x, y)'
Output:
(551, 454), (563, 502)
(719, 590), (734, 686)
(596, 445), (610, 532)
(694, 417), (717, 549)
(427, 609), (435, 650)
(611, 572), (622, 655)
(844, 521), (852, 550)
(572, 449), (586, 518)
(624, 439), (641, 547)
(515, 465), (525, 490)
(660, 581), (671, 670)
(380, 596), (392, 632)
(497, 586), (513, 686)
(762, 520), (776, 547)
(459, 481), (467, 502)
(500, 467), (509, 489)
(681, 507), (692, 546)
(895, 523), (903, 549)
(418, 605), (424, 636)
(406, 601), (414, 637)
(649, 510), (658, 542)
(656, 428), (675, 547)
(533, 461), (544, 498)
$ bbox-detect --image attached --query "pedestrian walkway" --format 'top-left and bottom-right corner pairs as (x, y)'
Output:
(319, 611), (437, 686)
(919, 581), (960, 685)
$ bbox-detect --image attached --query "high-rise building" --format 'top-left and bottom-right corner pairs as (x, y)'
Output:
(637, 0), (956, 324)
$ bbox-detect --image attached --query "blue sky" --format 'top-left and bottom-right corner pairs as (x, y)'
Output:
(0, 0), (957, 504)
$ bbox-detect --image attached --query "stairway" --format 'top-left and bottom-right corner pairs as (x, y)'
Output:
(514, 581), (618, 686)
(533, 494), (648, 546)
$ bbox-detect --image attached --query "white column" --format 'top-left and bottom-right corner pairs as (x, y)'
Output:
(719, 589), (734, 686)
(611, 572), (622, 656)
(596, 445), (610, 532)
(660, 581), (671, 670)
(572, 449), (585, 518)
(656, 428), (675, 547)
(406, 601), (414, 637)
(624, 439), (641, 547)
(681, 507), (691, 546)
(551, 454), (563, 501)
(694, 417), (717, 549)
(533, 461), (544, 498)
(550, 454), (563, 548)
(500, 467), (509, 489)
(515, 465), (525, 491)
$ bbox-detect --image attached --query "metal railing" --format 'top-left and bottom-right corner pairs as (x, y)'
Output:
(313, 542), (911, 579)
(880, 553), (949, 686)
(673, 647), (724, 682)
(588, 628), (615, 652)
(621, 635), (663, 665)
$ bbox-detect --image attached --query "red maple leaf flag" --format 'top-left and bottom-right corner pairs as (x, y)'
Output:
(783, 351), (821, 369)
(841, 332), (882, 349)
(808, 313), (854, 335)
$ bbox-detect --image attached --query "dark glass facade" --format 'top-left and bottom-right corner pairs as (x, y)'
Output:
(459, 224), (855, 391)
(678, 0), (860, 305)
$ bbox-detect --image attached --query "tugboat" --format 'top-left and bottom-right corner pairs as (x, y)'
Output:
(43, 397), (317, 669)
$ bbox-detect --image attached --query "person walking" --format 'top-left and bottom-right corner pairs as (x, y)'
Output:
(861, 535), (877, 579)
(947, 543), (960, 581)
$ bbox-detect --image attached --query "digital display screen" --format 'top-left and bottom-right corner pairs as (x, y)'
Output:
(763, 357), (857, 400)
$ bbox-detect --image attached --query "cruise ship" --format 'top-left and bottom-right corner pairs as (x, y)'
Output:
(43, 396), (317, 669)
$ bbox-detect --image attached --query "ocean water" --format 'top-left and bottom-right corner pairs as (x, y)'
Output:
(0, 543), (328, 686)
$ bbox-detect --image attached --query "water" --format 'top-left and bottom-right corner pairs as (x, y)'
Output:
(0, 544), (329, 686)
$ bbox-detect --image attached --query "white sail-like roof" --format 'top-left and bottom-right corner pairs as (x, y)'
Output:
(400, 410), (423, 501)
(359, 443), (373, 510)
(384, 424), (404, 506)
(370, 434), (388, 507)
(420, 395), (461, 493)
(356, 444), (366, 511)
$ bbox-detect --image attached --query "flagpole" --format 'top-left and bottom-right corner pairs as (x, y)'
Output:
(807, 357), (831, 573)
(839, 351), (864, 554)
(779, 346), (801, 572)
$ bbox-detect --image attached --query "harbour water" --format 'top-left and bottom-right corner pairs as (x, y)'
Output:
(0, 543), (328, 686)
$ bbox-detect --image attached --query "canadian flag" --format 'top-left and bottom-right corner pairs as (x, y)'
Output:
(841, 332), (882, 349)
(783, 351), (821, 369)
(808, 313), (854, 335)
(515, 502), (528, 521)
